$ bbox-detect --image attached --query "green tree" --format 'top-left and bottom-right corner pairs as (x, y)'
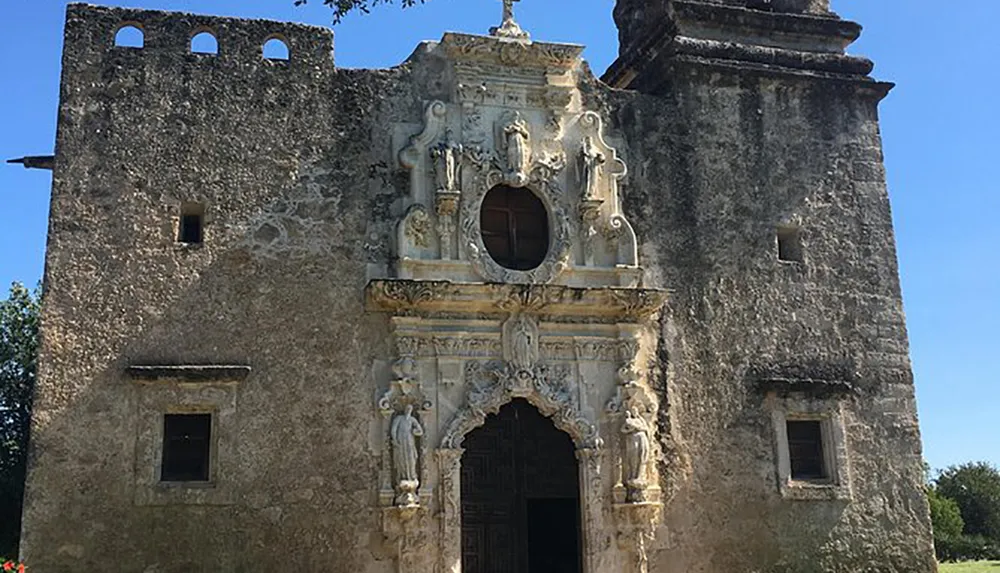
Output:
(295, 0), (427, 23)
(936, 462), (1000, 541)
(0, 283), (40, 557)
(928, 487), (965, 538)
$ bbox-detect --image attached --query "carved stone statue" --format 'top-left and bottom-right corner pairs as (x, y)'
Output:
(580, 136), (606, 201)
(622, 409), (651, 500)
(430, 141), (462, 195)
(391, 404), (424, 506)
(508, 314), (538, 372)
(503, 113), (531, 186)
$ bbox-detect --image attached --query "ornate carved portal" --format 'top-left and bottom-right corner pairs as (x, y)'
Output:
(376, 24), (666, 573)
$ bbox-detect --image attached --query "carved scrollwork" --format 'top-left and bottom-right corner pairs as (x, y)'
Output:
(400, 205), (431, 251)
(400, 101), (447, 170)
(367, 280), (457, 312)
(440, 359), (602, 451)
(379, 357), (433, 414)
(610, 289), (667, 321)
(442, 33), (584, 71)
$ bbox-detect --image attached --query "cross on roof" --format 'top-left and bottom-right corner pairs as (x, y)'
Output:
(491, 0), (530, 40)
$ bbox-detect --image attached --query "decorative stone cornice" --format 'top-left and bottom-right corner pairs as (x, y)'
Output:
(603, 0), (886, 93)
(365, 279), (667, 321)
(440, 32), (583, 72)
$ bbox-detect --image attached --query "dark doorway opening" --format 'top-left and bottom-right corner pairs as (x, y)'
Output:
(461, 399), (581, 573)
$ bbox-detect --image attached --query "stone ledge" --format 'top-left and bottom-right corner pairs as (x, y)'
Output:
(756, 376), (858, 397)
(673, 36), (873, 76)
(673, 1), (860, 46)
(126, 364), (251, 382)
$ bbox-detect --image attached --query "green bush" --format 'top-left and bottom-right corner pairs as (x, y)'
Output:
(935, 533), (1000, 563)
(936, 462), (1000, 541)
(930, 488), (966, 539)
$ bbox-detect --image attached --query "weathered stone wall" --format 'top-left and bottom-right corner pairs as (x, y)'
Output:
(22, 2), (934, 572)
(23, 4), (412, 571)
(599, 65), (934, 571)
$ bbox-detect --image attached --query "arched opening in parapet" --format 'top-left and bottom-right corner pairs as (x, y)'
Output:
(114, 24), (144, 49)
(262, 36), (290, 61)
(190, 30), (218, 55)
(461, 399), (581, 573)
(480, 185), (549, 271)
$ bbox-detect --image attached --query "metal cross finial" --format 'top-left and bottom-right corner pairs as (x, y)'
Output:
(491, 0), (530, 40)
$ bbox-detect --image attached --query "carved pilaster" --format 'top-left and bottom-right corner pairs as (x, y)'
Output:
(577, 448), (604, 573)
(612, 502), (662, 573)
(382, 505), (433, 573)
(436, 448), (463, 573)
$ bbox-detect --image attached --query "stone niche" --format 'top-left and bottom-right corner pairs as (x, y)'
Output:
(366, 24), (668, 573)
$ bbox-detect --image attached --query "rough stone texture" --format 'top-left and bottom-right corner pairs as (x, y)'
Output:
(22, 2), (935, 572)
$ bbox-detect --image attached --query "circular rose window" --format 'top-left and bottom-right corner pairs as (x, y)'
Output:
(480, 185), (550, 271)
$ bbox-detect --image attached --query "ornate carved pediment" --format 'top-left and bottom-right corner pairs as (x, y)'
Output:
(441, 33), (584, 72)
(439, 358), (601, 451)
(366, 279), (667, 322)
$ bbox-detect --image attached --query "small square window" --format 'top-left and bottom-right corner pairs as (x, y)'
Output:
(161, 413), (212, 482)
(178, 202), (205, 244)
(787, 420), (826, 481)
(777, 225), (803, 262)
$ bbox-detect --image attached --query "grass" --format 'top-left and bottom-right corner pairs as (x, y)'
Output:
(940, 562), (1000, 572)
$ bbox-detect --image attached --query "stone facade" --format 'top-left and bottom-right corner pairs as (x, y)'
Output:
(21, 2), (935, 572)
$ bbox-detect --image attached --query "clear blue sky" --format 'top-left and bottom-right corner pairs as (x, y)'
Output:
(1, 0), (997, 473)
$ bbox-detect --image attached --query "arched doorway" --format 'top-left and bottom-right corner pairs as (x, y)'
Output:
(461, 399), (582, 573)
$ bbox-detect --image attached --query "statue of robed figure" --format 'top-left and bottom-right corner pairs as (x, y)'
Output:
(391, 404), (424, 506)
(622, 409), (651, 501)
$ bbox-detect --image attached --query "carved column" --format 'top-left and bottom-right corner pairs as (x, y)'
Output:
(436, 448), (464, 573)
(383, 505), (432, 573)
(436, 192), (459, 260)
(577, 447), (604, 573)
(612, 502), (661, 573)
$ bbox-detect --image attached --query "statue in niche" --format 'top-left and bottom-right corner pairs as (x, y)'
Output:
(430, 140), (462, 195)
(391, 404), (424, 506)
(580, 136), (606, 201)
(622, 408), (651, 501)
(510, 314), (538, 372)
(502, 112), (531, 186)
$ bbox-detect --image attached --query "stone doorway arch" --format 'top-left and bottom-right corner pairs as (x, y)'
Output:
(461, 399), (581, 573)
(435, 350), (604, 573)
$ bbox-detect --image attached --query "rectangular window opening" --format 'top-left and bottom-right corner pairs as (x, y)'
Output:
(787, 420), (827, 481)
(161, 413), (212, 482)
(777, 225), (803, 262)
(178, 202), (205, 244)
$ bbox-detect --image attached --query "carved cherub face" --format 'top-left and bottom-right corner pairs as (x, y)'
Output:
(393, 357), (417, 379)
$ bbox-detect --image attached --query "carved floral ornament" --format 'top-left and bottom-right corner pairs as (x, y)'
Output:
(365, 279), (667, 322)
(439, 314), (603, 451)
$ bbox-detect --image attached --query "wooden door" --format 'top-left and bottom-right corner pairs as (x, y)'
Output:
(461, 399), (581, 573)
